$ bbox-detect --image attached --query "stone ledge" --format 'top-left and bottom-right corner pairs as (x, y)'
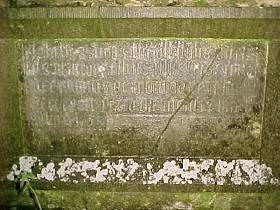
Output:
(1, 190), (280, 210)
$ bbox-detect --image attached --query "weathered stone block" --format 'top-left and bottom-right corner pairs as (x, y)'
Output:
(0, 8), (279, 199)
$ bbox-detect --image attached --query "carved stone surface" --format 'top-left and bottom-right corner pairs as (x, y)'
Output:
(21, 39), (266, 157)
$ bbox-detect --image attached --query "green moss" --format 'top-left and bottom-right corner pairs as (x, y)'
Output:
(8, 0), (17, 7)
(188, 193), (216, 209)
(1, 191), (280, 210)
(0, 39), (24, 178)
(1, 18), (279, 39)
(195, 0), (206, 6)
(261, 192), (280, 210)
(261, 41), (280, 179)
(214, 194), (231, 210)
(231, 193), (262, 210)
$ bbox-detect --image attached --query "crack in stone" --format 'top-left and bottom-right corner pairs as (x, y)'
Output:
(154, 48), (222, 153)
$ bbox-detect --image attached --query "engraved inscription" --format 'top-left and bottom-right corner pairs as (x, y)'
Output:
(21, 39), (266, 144)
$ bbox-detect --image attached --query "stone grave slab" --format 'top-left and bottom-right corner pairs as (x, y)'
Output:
(0, 7), (279, 194)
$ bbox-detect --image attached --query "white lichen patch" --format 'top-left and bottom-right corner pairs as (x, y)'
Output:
(163, 201), (192, 210)
(37, 162), (55, 181)
(6, 156), (279, 186)
(6, 156), (38, 181)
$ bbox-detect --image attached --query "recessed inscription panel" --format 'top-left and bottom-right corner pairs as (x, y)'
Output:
(21, 39), (266, 157)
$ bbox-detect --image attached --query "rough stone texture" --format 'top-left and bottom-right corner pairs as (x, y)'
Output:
(1, 12), (279, 40)
(0, 0), (280, 7)
(4, 7), (280, 19)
